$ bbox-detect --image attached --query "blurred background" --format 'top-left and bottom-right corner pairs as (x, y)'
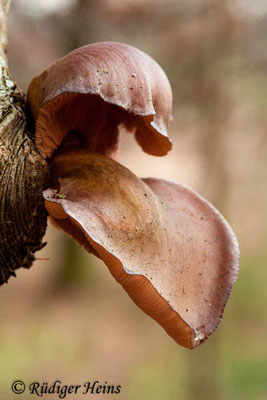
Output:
(0, 0), (266, 399)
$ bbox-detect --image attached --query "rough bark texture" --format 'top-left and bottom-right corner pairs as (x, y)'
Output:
(0, 0), (49, 284)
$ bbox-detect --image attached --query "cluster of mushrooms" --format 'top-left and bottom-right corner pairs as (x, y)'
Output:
(27, 41), (239, 349)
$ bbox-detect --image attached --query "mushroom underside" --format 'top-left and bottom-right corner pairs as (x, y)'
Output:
(34, 93), (172, 160)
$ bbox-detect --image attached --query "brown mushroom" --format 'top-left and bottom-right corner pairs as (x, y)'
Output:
(27, 41), (173, 160)
(44, 151), (239, 349)
(28, 41), (239, 348)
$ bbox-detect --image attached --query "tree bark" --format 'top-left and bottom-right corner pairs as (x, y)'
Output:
(0, 0), (49, 284)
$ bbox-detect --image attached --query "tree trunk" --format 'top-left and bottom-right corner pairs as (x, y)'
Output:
(0, 0), (49, 284)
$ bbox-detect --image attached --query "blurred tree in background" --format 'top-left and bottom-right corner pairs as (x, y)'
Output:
(0, 1), (266, 399)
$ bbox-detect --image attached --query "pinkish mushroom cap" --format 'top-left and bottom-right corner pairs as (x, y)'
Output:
(27, 41), (173, 160)
(29, 41), (239, 348)
(44, 151), (239, 349)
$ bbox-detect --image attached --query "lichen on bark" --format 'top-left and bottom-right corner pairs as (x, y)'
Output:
(0, 0), (49, 284)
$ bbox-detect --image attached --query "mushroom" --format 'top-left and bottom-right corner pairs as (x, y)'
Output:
(27, 42), (239, 349)
(27, 41), (173, 160)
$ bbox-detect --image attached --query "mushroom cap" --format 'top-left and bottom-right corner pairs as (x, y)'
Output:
(44, 151), (239, 348)
(27, 41), (173, 159)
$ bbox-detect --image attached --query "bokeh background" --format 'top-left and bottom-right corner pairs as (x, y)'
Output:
(1, 0), (266, 399)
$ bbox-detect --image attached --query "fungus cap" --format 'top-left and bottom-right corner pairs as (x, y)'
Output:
(27, 41), (173, 159)
(44, 151), (239, 349)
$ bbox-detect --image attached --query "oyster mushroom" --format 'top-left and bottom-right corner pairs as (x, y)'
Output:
(27, 42), (239, 349)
